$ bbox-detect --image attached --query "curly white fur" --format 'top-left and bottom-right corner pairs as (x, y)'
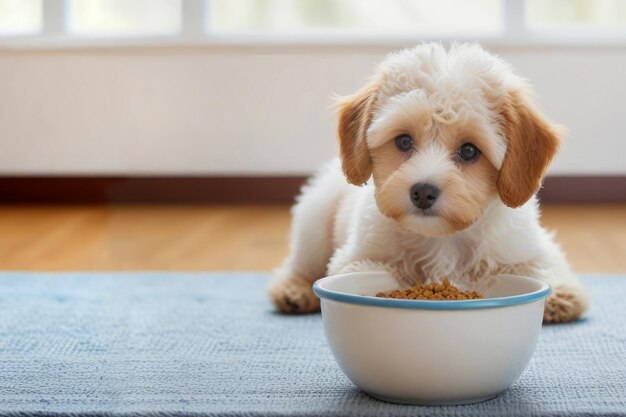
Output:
(269, 43), (589, 323)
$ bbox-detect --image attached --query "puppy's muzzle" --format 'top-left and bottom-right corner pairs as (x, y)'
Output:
(410, 183), (440, 210)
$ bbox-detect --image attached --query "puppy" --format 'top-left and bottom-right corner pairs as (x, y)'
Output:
(269, 43), (588, 323)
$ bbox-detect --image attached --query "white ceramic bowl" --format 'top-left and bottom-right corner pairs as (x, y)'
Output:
(313, 272), (550, 405)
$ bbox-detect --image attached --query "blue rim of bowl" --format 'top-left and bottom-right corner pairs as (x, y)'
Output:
(312, 276), (551, 310)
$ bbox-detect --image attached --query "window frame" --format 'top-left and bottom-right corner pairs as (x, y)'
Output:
(1, 0), (626, 48)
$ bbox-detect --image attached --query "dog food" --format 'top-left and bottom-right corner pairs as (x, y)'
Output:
(375, 279), (484, 300)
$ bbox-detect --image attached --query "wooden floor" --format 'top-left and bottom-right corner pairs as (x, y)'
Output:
(0, 204), (623, 273)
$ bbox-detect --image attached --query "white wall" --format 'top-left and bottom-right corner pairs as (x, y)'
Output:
(0, 43), (624, 175)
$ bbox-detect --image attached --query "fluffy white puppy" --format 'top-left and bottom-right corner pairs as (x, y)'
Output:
(269, 43), (588, 323)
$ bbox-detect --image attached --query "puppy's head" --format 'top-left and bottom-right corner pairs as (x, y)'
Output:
(337, 43), (561, 236)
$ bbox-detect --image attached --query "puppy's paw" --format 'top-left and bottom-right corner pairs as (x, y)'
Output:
(268, 273), (320, 314)
(543, 280), (589, 323)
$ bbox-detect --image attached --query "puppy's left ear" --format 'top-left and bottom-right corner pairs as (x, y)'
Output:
(336, 80), (379, 185)
(497, 88), (563, 208)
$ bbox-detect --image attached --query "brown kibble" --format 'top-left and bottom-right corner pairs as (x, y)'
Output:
(375, 280), (484, 301)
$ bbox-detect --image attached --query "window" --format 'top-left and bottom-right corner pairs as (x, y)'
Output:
(0, 0), (625, 42)
(527, 0), (626, 31)
(70, 0), (182, 35)
(209, 0), (502, 35)
(0, 0), (41, 35)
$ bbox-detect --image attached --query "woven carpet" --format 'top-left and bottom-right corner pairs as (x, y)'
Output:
(0, 273), (624, 416)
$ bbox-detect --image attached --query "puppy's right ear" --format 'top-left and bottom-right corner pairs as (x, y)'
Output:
(336, 81), (379, 185)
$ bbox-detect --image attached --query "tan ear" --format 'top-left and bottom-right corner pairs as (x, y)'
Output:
(336, 81), (379, 185)
(497, 89), (562, 208)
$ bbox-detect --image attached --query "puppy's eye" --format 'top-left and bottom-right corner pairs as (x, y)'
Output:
(395, 135), (414, 152)
(458, 143), (480, 162)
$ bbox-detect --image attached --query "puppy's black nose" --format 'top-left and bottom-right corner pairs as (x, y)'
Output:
(410, 183), (440, 210)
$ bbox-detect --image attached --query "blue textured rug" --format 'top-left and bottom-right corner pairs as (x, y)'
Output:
(0, 273), (624, 417)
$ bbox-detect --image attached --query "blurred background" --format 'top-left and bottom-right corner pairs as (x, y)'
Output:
(0, 0), (623, 273)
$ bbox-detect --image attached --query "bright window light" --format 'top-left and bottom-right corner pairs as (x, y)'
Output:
(1, 0), (626, 42)
(209, 0), (502, 35)
(69, 0), (182, 36)
(0, 0), (41, 35)
(527, 0), (626, 30)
